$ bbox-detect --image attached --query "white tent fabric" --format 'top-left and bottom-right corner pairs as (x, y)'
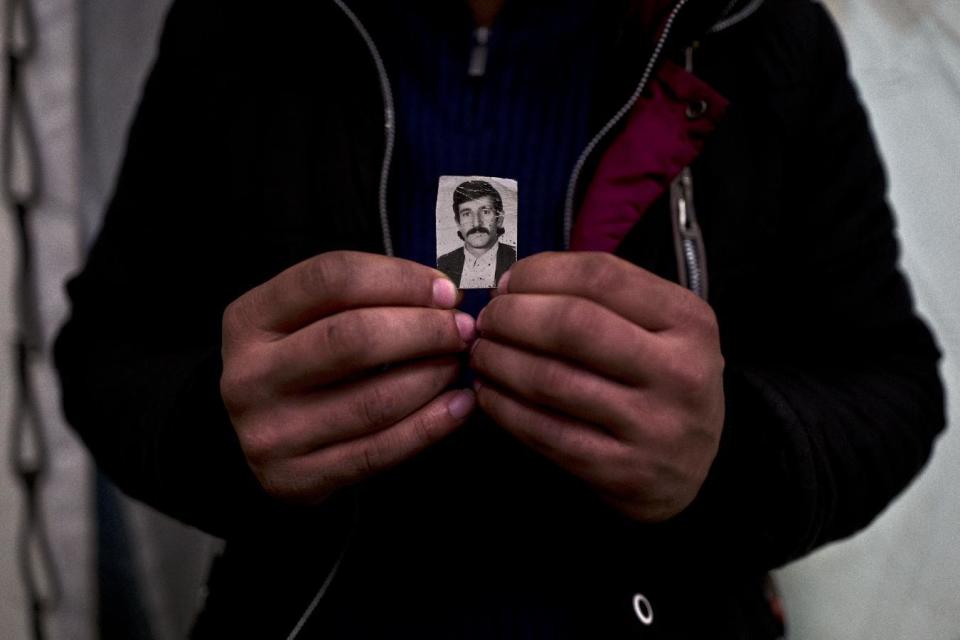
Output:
(774, 2), (960, 639)
(2, 1), (212, 639)
(0, 1), (957, 638)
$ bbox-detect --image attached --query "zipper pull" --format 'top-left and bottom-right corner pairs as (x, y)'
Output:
(468, 27), (490, 77)
(670, 167), (709, 299)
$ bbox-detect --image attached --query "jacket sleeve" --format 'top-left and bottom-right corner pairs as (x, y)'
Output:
(53, 1), (291, 538)
(672, 4), (946, 571)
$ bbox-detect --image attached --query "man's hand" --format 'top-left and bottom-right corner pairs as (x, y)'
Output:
(221, 251), (477, 504)
(470, 252), (724, 522)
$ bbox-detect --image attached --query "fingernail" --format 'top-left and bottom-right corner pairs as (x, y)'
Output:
(447, 389), (476, 419)
(433, 278), (457, 308)
(475, 307), (486, 332)
(496, 270), (511, 296)
(454, 311), (476, 342)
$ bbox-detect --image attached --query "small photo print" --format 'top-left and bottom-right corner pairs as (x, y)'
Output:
(436, 176), (518, 290)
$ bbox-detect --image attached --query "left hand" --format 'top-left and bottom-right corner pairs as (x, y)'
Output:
(470, 252), (725, 522)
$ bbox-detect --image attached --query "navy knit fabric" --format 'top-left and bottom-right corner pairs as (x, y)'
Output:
(362, 1), (606, 316)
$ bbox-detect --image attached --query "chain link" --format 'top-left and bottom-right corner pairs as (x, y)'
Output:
(3, 0), (62, 637)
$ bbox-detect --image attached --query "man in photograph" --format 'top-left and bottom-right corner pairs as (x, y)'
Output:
(437, 179), (516, 289)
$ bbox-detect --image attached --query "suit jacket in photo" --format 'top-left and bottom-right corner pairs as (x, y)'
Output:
(436, 242), (516, 289)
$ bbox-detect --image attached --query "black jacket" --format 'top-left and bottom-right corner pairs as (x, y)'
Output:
(54, 0), (945, 638)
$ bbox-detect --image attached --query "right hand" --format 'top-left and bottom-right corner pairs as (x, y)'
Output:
(220, 251), (477, 504)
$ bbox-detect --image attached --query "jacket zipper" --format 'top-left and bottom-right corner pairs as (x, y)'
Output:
(468, 27), (491, 77)
(710, 0), (766, 34)
(562, 0), (690, 249)
(332, 0), (397, 257)
(561, 0), (713, 300)
(668, 44), (709, 299)
(671, 164), (708, 299)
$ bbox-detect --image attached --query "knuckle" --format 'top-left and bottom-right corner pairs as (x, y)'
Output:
(549, 423), (587, 462)
(256, 467), (287, 500)
(221, 299), (243, 336)
(700, 303), (720, 337)
(663, 340), (723, 399)
(476, 387), (510, 431)
(360, 445), (379, 478)
(667, 357), (711, 395)
(480, 297), (505, 333)
(691, 302), (717, 336)
(396, 259), (428, 302)
(219, 360), (242, 399)
(220, 354), (267, 412)
(352, 432), (404, 480)
(237, 421), (282, 466)
(487, 294), (518, 327)
(674, 292), (717, 335)
(685, 364), (713, 395)
(219, 370), (245, 411)
(408, 411), (442, 448)
(303, 252), (350, 298)
(356, 384), (392, 430)
(318, 314), (369, 366)
(582, 253), (627, 294)
(473, 382), (494, 412)
(624, 391), (655, 431)
(668, 292), (697, 327)
(555, 298), (594, 349)
(222, 294), (261, 340)
(530, 360), (573, 405)
(468, 340), (493, 375)
(515, 251), (556, 282)
(428, 310), (457, 347)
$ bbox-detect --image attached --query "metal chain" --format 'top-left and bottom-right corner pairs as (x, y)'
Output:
(3, 0), (62, 637)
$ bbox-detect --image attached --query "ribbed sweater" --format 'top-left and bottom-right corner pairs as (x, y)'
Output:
(362, 0), (609, 316)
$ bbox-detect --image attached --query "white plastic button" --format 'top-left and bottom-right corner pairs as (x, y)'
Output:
(633, 593), (654, 626)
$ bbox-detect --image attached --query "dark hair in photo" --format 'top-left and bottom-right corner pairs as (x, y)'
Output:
(452, 180), (504, 223)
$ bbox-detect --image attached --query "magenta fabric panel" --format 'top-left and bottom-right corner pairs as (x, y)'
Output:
(570, 60), (729, 252)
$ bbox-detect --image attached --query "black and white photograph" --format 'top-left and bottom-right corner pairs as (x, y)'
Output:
(435, 176), (517, 289)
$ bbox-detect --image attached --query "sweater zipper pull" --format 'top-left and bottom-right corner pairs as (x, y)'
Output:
(468, 27), (490, 77)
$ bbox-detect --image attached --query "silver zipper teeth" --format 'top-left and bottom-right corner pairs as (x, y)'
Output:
(562, 0), (690, 249)
(333, 0), (397, 256)
(709, 0), (766, 34)
(718, 0), (741, 21)
(676, 44), (707, 300)
(682, 237), (704, 298)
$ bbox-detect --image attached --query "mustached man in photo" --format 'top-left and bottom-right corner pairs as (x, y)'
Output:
(437, 179), (516, 289)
